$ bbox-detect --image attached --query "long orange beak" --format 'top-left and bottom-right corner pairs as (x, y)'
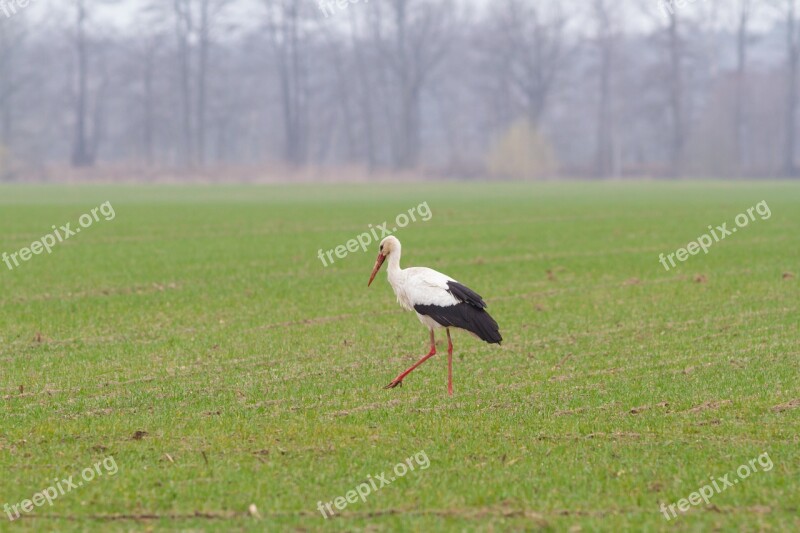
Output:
(367, 253), (386, 287)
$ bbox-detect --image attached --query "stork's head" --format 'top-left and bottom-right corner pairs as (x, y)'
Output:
(368, 236), (400, 287)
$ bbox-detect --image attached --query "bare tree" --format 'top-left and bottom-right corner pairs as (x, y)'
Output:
(779, 0), (800, 176)
(0, 17), (27, 180)
(132, 23), (166, 166)
(317, 24), (357, 164)
(197, 0), (210, 166)
(665, 2), (686, 177)
(0, 17), (28, 151)
(371, 0), (455, 169)
(173, 0), (195, 166)
(348, 9), (377, 170)
(141, 35), (160, 166)
(641, 0), (690, 177)
(590, 0), (620, 178)
(733, 0), (756, 175)
(263, 0), (312, 165)
(196, 0), (232, 166)
(71, 0), (95, 167)
(484, 0), (571, 127)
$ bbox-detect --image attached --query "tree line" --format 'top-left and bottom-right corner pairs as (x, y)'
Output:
(0, 0), (799, 180)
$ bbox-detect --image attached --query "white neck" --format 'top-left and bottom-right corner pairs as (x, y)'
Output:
(389, 246), (402, 273)
(387, 244), (402, 278)
(385, 244), (412, 310)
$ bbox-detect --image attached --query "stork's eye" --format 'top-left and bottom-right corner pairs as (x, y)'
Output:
(380, 244), (384, 252)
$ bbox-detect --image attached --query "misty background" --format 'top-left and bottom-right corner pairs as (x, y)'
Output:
(0, 0), (798, 182)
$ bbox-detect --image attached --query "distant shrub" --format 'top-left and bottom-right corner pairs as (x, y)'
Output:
(486, 120), (558, 180)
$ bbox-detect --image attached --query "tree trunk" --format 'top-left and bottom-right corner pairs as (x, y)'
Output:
(197, 0), (210, 166)
(143, 43), (155, 166)
(784, 0), (798, 177)
(595, 23), (614, 179)
(71, 0), (94, 167)
(349, 11), (376, 170)
(174, 0), (194, 167)
(734, 1), (749, 176)
(667, 11), (684, 178)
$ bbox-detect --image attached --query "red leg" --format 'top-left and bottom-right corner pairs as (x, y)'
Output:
(447, 328), (454, 396)
(385, 330), (436, 389)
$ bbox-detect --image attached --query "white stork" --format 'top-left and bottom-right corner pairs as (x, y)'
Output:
(367, 236), (502, 395)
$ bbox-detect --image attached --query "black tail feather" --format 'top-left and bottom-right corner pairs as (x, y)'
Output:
(414, 303), (502, 344)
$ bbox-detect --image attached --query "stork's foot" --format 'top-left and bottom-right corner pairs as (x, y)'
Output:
(384, 378), (404, 389)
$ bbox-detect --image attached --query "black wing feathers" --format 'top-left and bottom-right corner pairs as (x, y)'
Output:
(446, 281), (487, 309)
(413, 280), (502, 344)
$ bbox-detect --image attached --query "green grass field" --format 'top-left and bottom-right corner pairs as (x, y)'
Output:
(1, 182), (798, 532)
